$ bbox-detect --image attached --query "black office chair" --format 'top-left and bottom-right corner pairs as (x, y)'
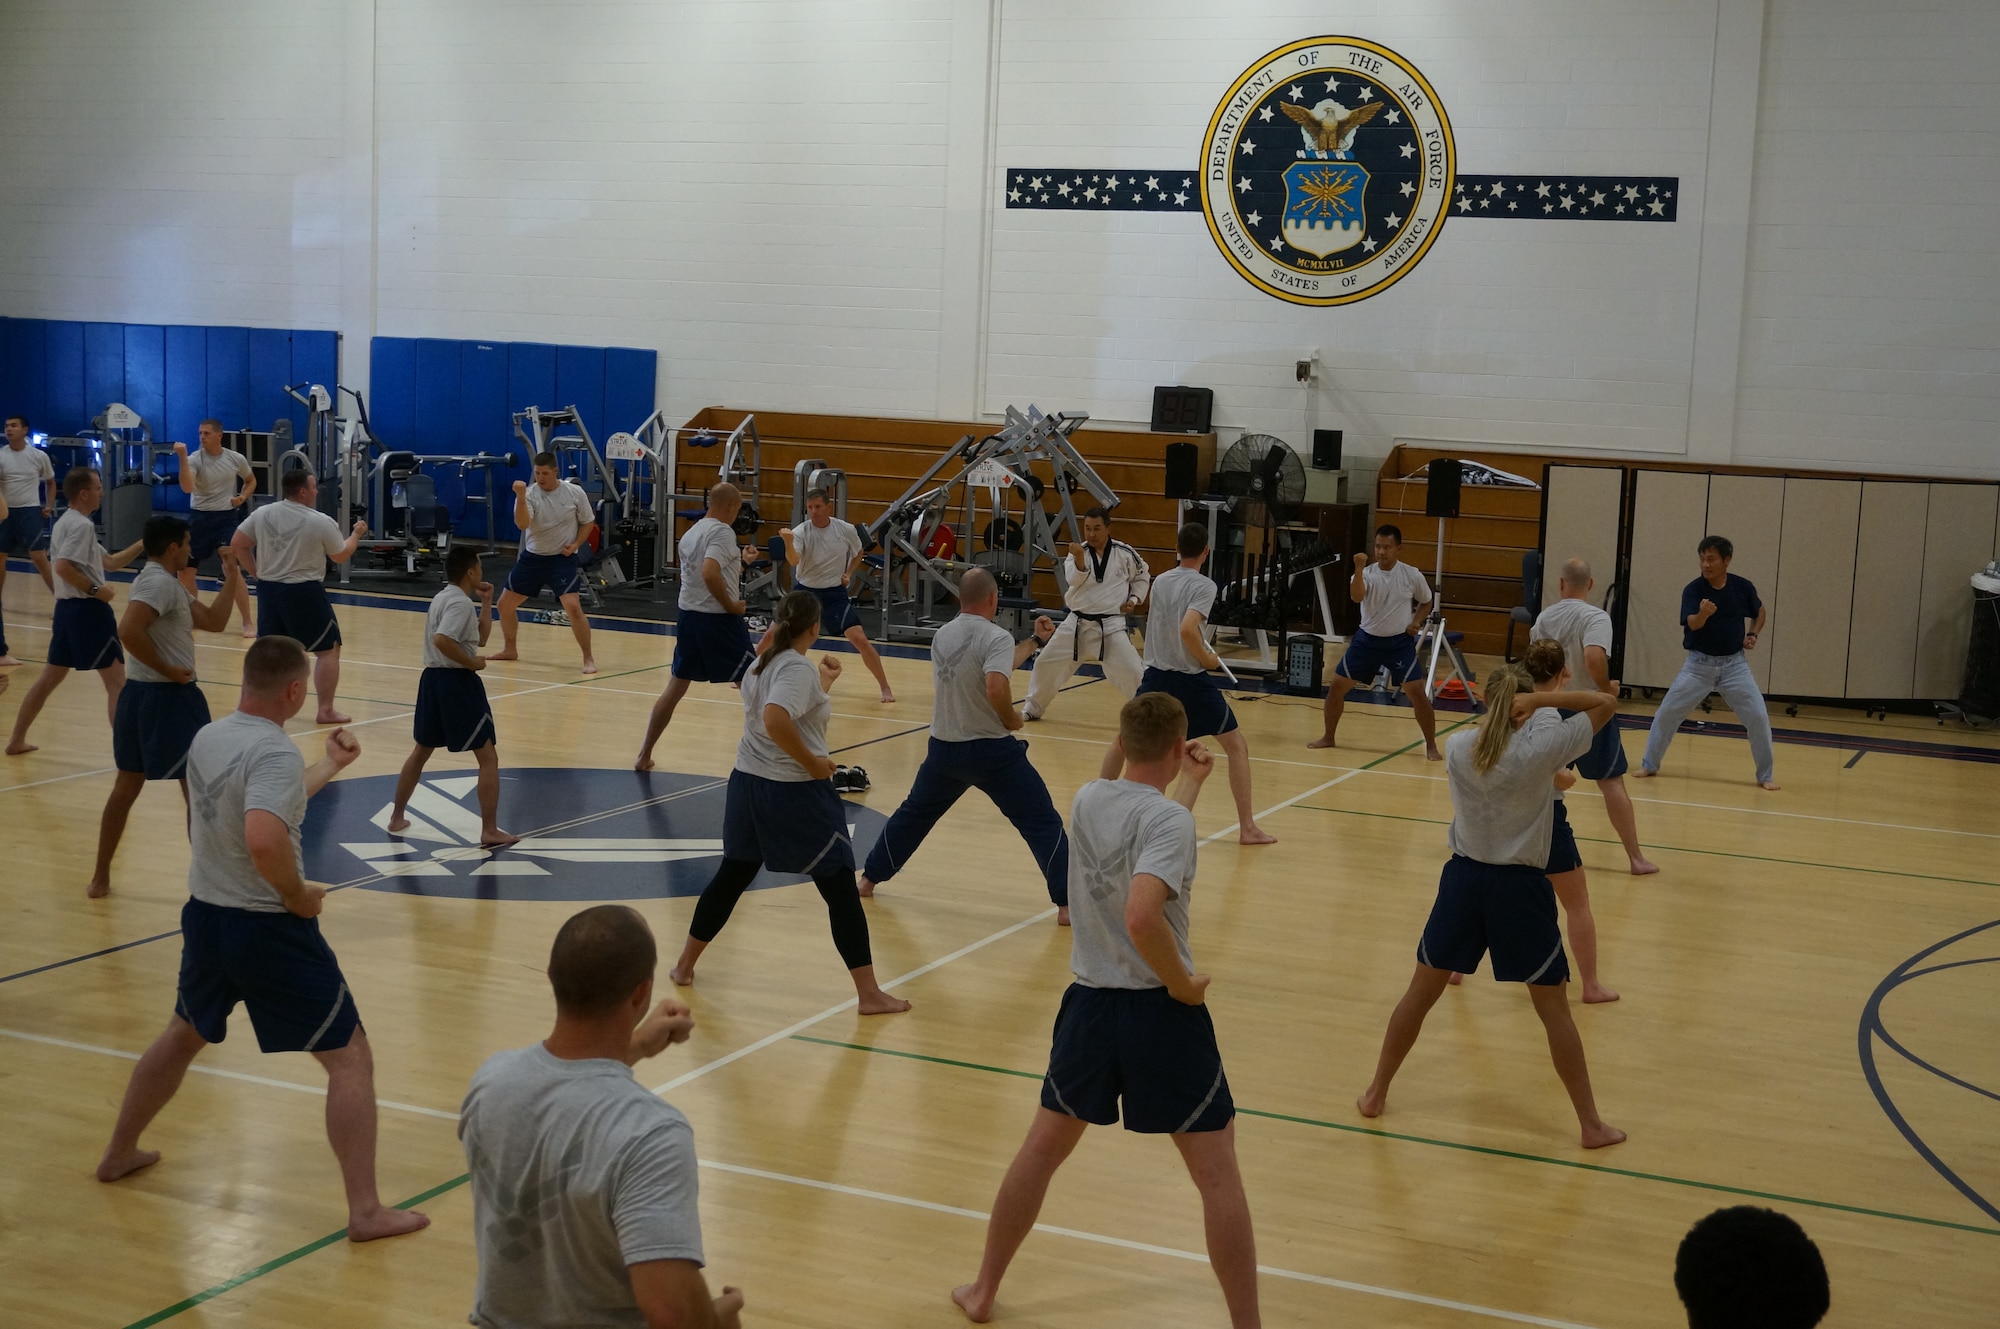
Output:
(1504, 549), (1543, 662)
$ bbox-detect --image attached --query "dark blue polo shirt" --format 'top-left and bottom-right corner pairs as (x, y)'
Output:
(1680, 574), (1761, 655)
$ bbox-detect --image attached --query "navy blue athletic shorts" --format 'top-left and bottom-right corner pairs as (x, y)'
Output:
(256, 579), (342, 651)
(721, 768), (854, 874)
(413, 667), (494, 752)
(1335, 628), (1419, 687)
(189, 508), (244, 563)
(672, 609), (754, 683)
(0, 507), (46, 555)
(113, 680), (211, 780)
(505, 549), (584, 599)
(174, 898), (361, 1053)
(803, 583), (862, 635)
(1545, 800), (1583, 874)
(1571, 715), (1629, 781)
(48, 597), (123, 670)
(1039, 983), (1235, 1133)
(1136, 666), (1237, 739)
(1417, 855), (1570, 985)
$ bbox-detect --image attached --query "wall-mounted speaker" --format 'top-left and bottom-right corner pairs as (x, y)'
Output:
(1425, 457), (1463, 518)
(1163, 441), (1200, 499)
(1312, 428), (1342, 471)
(1151, 385), (1214, 434)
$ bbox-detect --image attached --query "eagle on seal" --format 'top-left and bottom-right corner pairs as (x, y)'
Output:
(1280, 99), (1384, 159)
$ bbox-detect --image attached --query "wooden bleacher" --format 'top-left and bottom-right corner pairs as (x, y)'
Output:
(1374, 444), (1616, 657)
(672, 409), (1214, 607)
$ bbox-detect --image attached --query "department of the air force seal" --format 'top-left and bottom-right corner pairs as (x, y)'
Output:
(1200, 37), (1454, 306)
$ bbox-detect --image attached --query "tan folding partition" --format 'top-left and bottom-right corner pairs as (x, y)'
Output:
(1846, 483), (1930, 699)
(1540, 465), (1624, 611)
(1769, 479), (1861, 699)
(1915, 484), (2000, 698)
(1704, 475), (1785, 692)
(1625, 470), (1712, 689)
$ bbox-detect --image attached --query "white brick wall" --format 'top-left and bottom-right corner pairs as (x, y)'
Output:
(0, 0), (1993, 478)
(1734, 0), (2000, 477)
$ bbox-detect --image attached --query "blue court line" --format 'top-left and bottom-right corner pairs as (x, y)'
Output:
(1859, 918), (2000, 1225)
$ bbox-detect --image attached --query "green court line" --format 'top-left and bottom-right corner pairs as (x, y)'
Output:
(1292, 803), (2000, 892)
(789, 1035), (2000, 1240)
(121, 1175), (470, 1329)
(1351, 717), (1473, 772)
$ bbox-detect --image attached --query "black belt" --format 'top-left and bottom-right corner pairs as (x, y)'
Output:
(1068, 611), (1126, 661)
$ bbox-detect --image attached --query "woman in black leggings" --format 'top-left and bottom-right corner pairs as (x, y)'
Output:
(669, 590), (911, 1014)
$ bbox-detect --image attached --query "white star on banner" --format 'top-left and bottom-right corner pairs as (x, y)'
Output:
(1007, 188), (1020, 203)
(1399, 141), (1416, 159)
(1560, 195), (1575, 211)
(1145, 176), (1160, 191)
(1491, 180), (1506, 197)
(1325, 78), (1340, 94)
(1536, 182), (1552, 198)
(1246, 211), (1262, 226)
(1014, 174), (1025, 184)
(1399, 180), (1414, 197)
(1029, 176), (1043, 190)
(1544, 202), (1554, 213)
(1084, 187), (1097, 201)
(1384, 108), (1401, 125)
(1268, 234), (1285, 251)
(1359, 86), (1374, 100)
(1457, 197), (1472, 212)
(1361, 236), (1378, 252)
(1173, 191), (1188, 205)
(1106, 175), (1120, 189)
(1508, 200), (1518, 211)
(1041, 194), (1049, 203)
(1648, 198), (1666, 216)
(1258, 105), (1274, 122)
(1182, 179), (1192, 189)
(1241, 140), (1256, 156)
(1479, 197), (1490, 208)
(1616, 203), (1626, 213)
(1383, 211), (1403, 229)
(1057, 182), (1070, 197)
(1589, 191), (1606, 207)
(1288, 84), (1305, 100)
(1237, 176), (1253, 193)
(1131, 193), (1142, 203)
(1625, 186), (1642, 202)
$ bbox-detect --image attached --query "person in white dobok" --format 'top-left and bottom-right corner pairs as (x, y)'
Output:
(1023, 506), (1150, 722)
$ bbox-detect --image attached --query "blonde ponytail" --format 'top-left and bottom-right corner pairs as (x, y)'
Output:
(1471, 661), (1535, 773)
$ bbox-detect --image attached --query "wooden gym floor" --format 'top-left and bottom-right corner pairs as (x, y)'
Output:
(2, 569), (1997, 1327)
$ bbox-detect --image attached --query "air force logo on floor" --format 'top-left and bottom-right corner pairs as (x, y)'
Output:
(302, 767), (889, 902)
(1200, 36), (1454, 306)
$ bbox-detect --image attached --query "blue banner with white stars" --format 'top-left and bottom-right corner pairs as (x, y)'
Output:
(1005, 170), (1678, 221)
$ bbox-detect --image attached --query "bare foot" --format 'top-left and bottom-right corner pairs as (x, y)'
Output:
(480, 830), (521, 849)
(1759, 780), (1782, 791)
(1056, 905), (1070, 927)
(1305, 735), (1337, 750)
(96, 1147), (161, 1182)
(387, 813), (411, 833)
(952, 1283), (995, 1324)
(240, 623), (256, 638)
(316, 709), (352, 725)
(86, 878), (110, 899)
(1631, 766), (1657, 779)
(858, 990), (912, 1015)
(879, 689), (895, 703)
(635, 752), (656, 772)
(0, 654), (21, 667)
(1447, 971), (1464, 986)
(669, 964), (695, 987)
(347, 1205), (430, 1242)
(1628, 856), (1660, 876)
(1355, 1086), (1386, 1119)
(857, 875), (876, 898)
(1580, 1122), (1627, 1149)
(487, 647), (519, 662)
(1424, 744), (1443, 762)
(580, 659), (598, 676)
(5, 740), (38, 755)
(1582, 982), (1621, 1004)
(1238, 824), (1277, 845)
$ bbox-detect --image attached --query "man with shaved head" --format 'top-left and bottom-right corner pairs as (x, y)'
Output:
(637, 483), (757, 770)
(861, 568), (1074, 922)
(1531, 557), (1656, 874)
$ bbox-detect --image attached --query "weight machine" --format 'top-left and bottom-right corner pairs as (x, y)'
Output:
(600, 412), (767, 600)
(865, 405), (1116, 643)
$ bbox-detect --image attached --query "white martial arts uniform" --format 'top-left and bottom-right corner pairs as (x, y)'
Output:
(1023, 538), (1151, 718)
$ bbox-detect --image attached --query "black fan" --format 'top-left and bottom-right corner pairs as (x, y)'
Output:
(1215, 434), (1307, 537)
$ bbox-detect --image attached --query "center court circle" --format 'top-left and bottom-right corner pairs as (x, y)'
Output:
(302, 766), (889, 902)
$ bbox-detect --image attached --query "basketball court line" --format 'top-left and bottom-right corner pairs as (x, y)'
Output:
(787, 1036), (2000, 1240)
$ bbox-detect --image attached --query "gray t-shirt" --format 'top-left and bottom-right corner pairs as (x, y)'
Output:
(49, 509), (104, 601)
(126, 563), (198, 684)
(424, 584), (482, 669)
(240, 499), (345, 583)
(736, 649), (829, 781)
(185, 447), (253, 512)
(1532, 597), (1615, 689)
(1143, 566), (1216, 674)
(522, 480), (595, 556)
(185, 711), (306, 912)
(929, 612), (1017, 742)
(790, 517), (862, 589)
(0, 442), (53, 508)
(1444, 710), (1595, 866)
(1066, 779), (1198, 990)
(677, 517), (742, 613)
(1359, 560), (1432, 637)
(461, 1044), (704, 1329)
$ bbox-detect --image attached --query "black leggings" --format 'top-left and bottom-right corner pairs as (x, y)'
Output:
(687, 857), (873, 971)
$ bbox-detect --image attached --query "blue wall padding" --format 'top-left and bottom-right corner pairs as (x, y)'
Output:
(163, 325), (207, 444)
(122, 325), (165, 426)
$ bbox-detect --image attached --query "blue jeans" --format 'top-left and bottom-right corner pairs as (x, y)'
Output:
(1641, 650), (1775, 784)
